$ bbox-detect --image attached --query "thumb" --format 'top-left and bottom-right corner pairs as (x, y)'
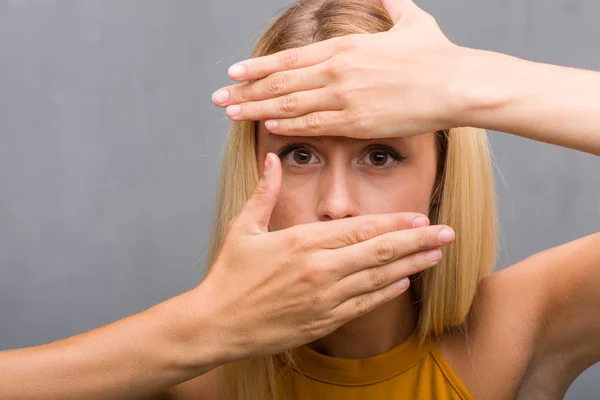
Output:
(237, 153), (282, 234)
(380, 0), (417, 25)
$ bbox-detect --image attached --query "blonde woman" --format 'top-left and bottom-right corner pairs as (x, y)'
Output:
(2, 0), (598, 399)
(206, 0), (600, 399)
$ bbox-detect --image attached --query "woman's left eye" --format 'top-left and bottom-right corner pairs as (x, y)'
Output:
(359, 148), (405, 167)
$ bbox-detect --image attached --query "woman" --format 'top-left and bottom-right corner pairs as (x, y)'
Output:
(204, 0), (600, 399)
(202, 1), (495, 398)
(1, 1), (598, 399)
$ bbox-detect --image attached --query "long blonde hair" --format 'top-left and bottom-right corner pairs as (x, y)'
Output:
(207, 0), (497, 398)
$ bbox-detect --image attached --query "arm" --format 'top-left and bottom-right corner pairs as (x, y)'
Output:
(213, 1), (600, 157)
(0, 289), (224, 400)
(530, 233), (600, 375)
(0, 153), (454, 399)
(456, 49), (600, 156)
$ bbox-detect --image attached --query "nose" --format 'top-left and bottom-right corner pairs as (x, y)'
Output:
(316, 165), (360, 221)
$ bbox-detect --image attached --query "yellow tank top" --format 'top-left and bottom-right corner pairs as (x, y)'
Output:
(276, 329), (474, 399)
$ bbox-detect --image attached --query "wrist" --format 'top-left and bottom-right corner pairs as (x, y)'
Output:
(447, 46), (519, 129)
(154, 284), (235, 375)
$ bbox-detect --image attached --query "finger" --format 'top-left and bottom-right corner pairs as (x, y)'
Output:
(332, 225), (455, 276)
(332, 247), (441, 304)
(264, 111), (354, 137)
(234, 153), (282, 233)
(289, 213), (430, 250)
(225, 37), (344, 82)
(225, 89), (340, 122)
(380, 0), (418, 24)
(333, 277), (411, 324)
(213, 63), (329, 107)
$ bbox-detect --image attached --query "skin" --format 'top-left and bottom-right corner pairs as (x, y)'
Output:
(256, 126), (439, 358)
(1, 0), (598, 399)
(202, 0), (600, 398)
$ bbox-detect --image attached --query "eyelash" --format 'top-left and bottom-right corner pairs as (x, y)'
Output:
(276, 143), (406, 168)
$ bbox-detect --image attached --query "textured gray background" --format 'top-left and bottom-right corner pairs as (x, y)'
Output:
(0, 0), (598, 398)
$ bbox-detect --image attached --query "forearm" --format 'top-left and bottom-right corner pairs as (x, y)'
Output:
(456, 48), (600, 156)
(0, 288), (227, 400)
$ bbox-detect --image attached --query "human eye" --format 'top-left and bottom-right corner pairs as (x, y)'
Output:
(276, 144), (320, 168)
(358, 145), (406, 168)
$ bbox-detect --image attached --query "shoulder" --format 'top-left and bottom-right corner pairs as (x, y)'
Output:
(440, 232), (600, 399)
(164, 367), (221, 400)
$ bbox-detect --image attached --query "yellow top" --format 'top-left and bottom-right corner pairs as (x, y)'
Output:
(276, 330), (474, 399)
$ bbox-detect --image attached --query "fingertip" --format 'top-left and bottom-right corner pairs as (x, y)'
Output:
(412, 215), (430, 228)
(395, 277), (410, 291)
(264, 153), (282, 185)
(438, 227), (455, 245)
(212, 89), (230, 106)
(228, 64), (247, 80)
(265, 120), (279, 132)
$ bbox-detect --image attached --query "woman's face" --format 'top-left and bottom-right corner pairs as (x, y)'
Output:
(256, 124), (440, 230)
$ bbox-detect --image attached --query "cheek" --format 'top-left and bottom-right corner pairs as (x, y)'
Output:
(358, 172), (435, 216)
(269, 174), (320, 231)
(358, 150), (439, 215)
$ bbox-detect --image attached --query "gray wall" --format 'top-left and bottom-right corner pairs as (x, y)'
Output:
(0, 0), (598, 398)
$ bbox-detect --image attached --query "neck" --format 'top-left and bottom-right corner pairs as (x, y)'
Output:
(307, 290), (418, 359)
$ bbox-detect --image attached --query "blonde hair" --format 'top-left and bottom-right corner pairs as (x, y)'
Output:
(207, 0), (497, 398)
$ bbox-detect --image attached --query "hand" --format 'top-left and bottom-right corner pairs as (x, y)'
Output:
(197, 153), (455, 361)
(212, 0), (469, 139)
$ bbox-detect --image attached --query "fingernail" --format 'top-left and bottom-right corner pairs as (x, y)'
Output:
(212, 89), (229, 105)
(395, 278), (410, 290)
(264, 153), (273, 173)
(228, 64), (246, 79)
(412, 216), (429, 228)
(426, 249), (442, 262)
(438, 228), (455, 244)
(265, 120), (279, 131)
(226, 105), (241, 117)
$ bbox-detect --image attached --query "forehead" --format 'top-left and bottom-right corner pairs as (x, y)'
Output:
(256, 121), (434, 148)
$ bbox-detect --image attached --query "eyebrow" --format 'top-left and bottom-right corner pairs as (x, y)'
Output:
(266, 132), (323, 142)
(266, 132), (410, 144)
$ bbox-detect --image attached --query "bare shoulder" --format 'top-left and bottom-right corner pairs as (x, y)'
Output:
(440, 232), (600, 400)
(165, 366), (221, 400)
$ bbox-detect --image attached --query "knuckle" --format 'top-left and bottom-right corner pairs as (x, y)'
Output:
(279, 94), (299, 114)
(238, 83), (251, 101)
(307, 317), (330, 338)
(307, 290), (326, 310)
(268, 74), (286, 95)
(350, 108), (369, 130)
(282, 50), (299, 69)
(369, 267), (387, 289)
(332, 86), (348, 103)
(302, 264), (327, 285)
(253, 179), (269, 197)
(375, 239), (395, 263)
(418, 230), (433, 250)
(327, 57), (351, 80)
(355, 225), (377, 243)
(305, 113), (322, 132)
(353, 295), (371, 315)
(287, 229), (308, 252)
(341, 34), (362, 50)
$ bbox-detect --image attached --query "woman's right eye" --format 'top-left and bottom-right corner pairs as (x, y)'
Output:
(278, 146), (320, 167)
